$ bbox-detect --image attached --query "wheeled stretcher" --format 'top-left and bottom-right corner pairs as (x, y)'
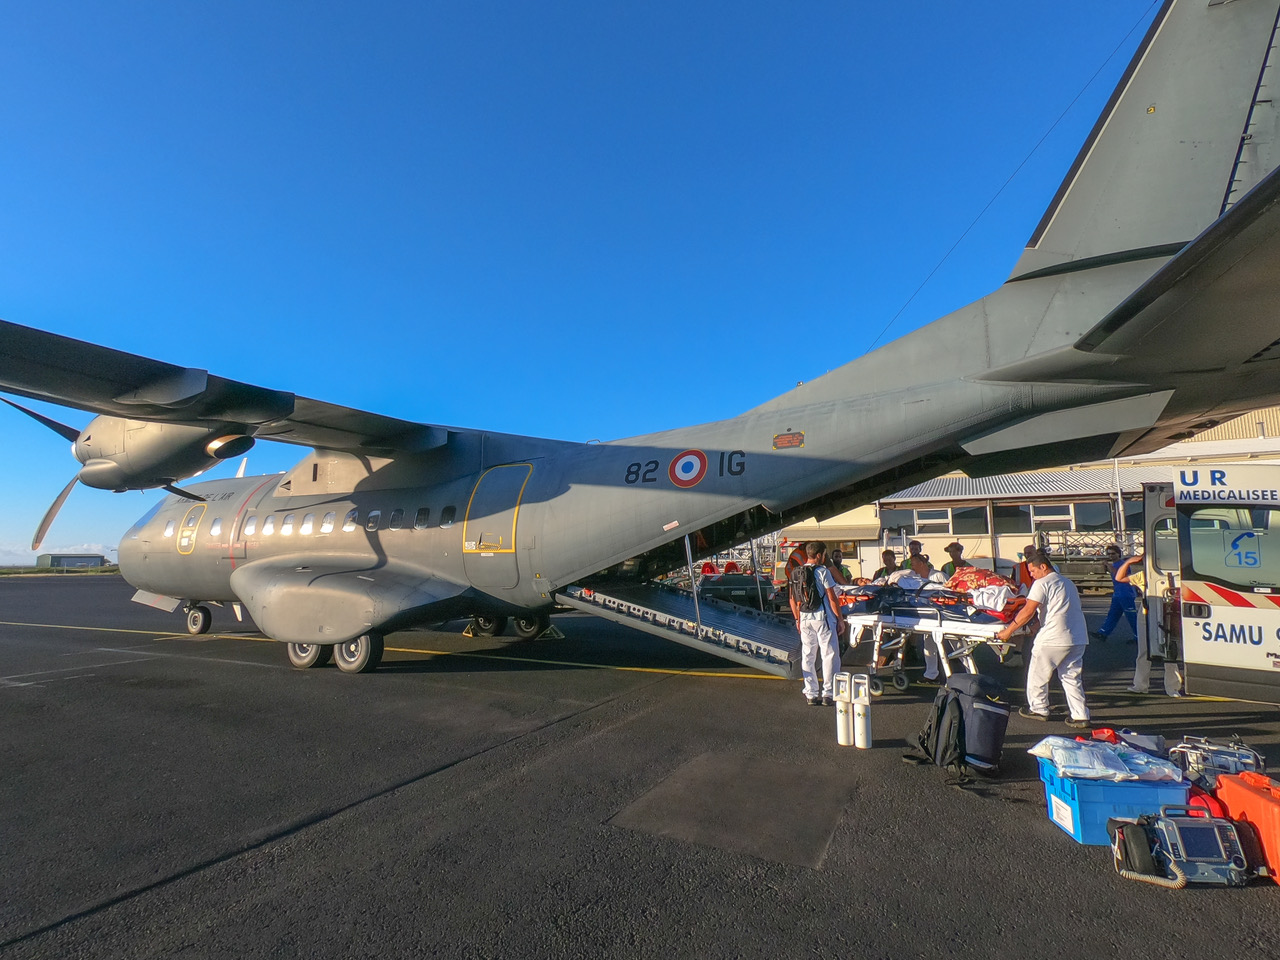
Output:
(840, 586), (1028, 695)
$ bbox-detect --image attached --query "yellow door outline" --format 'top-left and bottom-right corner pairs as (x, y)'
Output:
(176, 504), (207, 556)
(462, 464), (532, 554)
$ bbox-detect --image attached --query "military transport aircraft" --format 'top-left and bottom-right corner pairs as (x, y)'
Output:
(5, 0), (1280, 675)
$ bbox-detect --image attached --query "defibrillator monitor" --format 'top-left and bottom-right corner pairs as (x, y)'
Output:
(1151, 809), (1250, 885)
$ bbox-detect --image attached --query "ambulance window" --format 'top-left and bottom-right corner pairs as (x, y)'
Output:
(320, 512), (336, 533)
(440, 506), (457, 527)
(281, 514), (295, 535)
(209, 518), (223, 537)
(342, 509), (358, 532)
(243, 516), (257, 537)
(1151, 517), (1178, 575)
(414, 507), (431, 529)
(388, 508), (405, 530)
(300, 513), (314, 535)
(164, 520), (176, 538)
(1184, 505), (1280, 589)
(262, 515), (276, 536)
(366, 510), (381, 532)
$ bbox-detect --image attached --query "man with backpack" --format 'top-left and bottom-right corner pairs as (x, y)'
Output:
(789, 541), (844, 707)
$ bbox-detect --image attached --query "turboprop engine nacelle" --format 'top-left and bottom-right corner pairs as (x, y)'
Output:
(73, 416), (255, 491)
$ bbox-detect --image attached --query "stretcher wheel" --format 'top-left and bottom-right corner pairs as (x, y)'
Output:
(868, 678), (884, 697)
(891, 672), (910, 692)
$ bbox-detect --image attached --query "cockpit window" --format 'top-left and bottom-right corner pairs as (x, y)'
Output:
(126, 500), (166, 540)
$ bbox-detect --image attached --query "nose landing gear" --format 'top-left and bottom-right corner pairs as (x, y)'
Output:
(185, 604), (212, 635)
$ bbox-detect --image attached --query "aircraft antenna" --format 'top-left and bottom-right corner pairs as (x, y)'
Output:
(863, 0), (1161, 353)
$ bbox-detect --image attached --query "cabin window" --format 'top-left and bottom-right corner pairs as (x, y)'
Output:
(243, 516), (257, 537)
(388, 508), (405, 530)
(366, 510), (381, 532)
(262, 515), (276, 536)
(281, 513), (295, 535)
(414, 507), (431, 529)
(209, 518), (223, 537)
(440, 506), (457, 527)
(320, 512), (336, 533)
(300, 513), (315, 535)
(342, 509), (358, 532)
(163, 520), (176, 538)
(182, 513), (199, 530)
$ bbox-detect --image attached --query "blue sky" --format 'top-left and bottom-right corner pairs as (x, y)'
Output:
(0, 1), (1161, 563)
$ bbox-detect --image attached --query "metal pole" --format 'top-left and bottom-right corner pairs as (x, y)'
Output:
(749, 537), (766, 612)
(684, 534), (703, 634)
(1113, 458), (1127, 550)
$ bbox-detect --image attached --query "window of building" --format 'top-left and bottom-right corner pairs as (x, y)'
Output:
(414, 507), (431, 529)
(243, 516), (257, 537)
(914, 508), (950, 534)
(262, 515), (276, 536)
(209, 518), (222, 537)
(879, 508), (914, 536)
(1031, 504), (1072, 532)
(320, 512), (336, 533)
(281, 513), (295, 536)
(388, 508), (404, 530)
(300, 513), (315, 535)
(366, 510), (381, 532)
(992, 504), (1032, 535)
(951, 506), (989, 535)
(342, 509), (358, 532)
(1124, 498), (1145, 533)
(440, 506), (457, 527)
(164, 520), (176, 538)
(1073, 501), (1114, 532)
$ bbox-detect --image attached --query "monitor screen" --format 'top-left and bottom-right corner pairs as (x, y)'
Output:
(1177, 823), (1225, 860)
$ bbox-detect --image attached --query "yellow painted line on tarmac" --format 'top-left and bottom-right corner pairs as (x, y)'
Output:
(0, 620), (784, 680)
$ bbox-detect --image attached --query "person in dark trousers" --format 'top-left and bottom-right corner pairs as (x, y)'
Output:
(1093, 544), (1137, 642)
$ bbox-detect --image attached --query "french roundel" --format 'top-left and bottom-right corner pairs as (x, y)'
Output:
(669, 449), (708, 488)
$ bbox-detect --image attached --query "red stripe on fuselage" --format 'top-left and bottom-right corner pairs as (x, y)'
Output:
(227, 476), (279, 570)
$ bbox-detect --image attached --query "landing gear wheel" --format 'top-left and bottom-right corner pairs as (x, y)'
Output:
(287, 643), (333, 669)
(334, 633), (384, 674)
(471, 615), (508, 637)
(186, 605), (212, 635)
(512, 614), (551, 639)
(868, 678), (885, 697)
(891, 672), (911, 692)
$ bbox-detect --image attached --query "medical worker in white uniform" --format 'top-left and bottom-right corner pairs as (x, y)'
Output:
(995, 549), (1092, 729)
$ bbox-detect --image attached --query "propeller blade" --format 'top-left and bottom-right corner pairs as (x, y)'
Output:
(162, 483), (206, 502)
(33, 475), (79, 551)
(1, 397), (82, 443)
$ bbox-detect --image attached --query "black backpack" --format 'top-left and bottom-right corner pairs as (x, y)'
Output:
(908, 674), (1011, 778)
(789, 563), (823, 613)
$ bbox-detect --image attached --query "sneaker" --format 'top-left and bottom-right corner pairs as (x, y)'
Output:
(918, 675), (942, 686)
(1018, 707), (1050, 721)
(1065, 718), (1091, 730)
(807, 696), (822, 706)
(1090, 631), (1108, 642)
(1125, 686), (1147, 694)
(822, 696), (835, 707)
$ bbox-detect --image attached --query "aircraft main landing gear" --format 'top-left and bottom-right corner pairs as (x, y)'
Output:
(512, 614), (551, 639)
(471, 615), (508, 637)
(185, 604), (212, 635)
(334, 633), (384, 674)
(287, 643), (333, 669)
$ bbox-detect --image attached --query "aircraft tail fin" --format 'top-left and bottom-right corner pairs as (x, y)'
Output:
(1010, 0), (1280, 280)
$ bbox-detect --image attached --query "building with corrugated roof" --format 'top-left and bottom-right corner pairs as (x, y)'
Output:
(781, 406), (1280, 580)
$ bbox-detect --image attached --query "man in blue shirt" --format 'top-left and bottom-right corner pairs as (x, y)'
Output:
(1093, 544), (1137, 642)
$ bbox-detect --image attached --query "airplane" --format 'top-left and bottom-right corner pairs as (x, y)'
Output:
(6, 0), (1280, 676)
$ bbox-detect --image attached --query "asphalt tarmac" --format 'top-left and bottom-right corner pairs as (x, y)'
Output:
(2, 575), (1278, 959)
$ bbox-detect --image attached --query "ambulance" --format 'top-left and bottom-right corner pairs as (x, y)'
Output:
(1146, 464), (1280, 704)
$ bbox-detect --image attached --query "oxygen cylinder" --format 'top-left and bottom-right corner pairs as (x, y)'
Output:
(852, 673), (872, 749)
(834, 672), (854, 746)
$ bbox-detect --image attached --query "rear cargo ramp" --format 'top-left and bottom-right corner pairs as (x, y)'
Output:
(557, 582), (801, 678)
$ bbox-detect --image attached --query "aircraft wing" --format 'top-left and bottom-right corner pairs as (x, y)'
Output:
(0, 318), (455, 453)
(1075, 164), (1280, 370)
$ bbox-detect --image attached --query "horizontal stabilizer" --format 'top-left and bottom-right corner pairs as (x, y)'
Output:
(960, 390), (1173, 456)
